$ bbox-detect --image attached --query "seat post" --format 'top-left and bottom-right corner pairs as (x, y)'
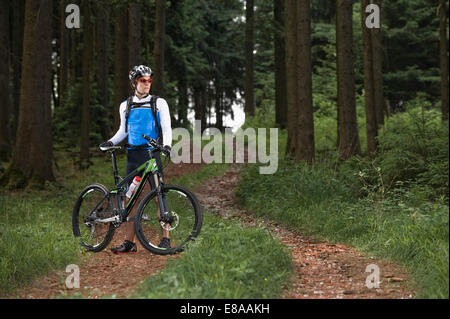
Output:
(111, 151), (120, 185)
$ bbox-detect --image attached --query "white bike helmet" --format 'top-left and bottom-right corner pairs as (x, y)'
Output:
(129, 65), (153, 88)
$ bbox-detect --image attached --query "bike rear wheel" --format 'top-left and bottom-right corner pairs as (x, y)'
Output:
(72, 184), (116, 252)
(135, 184), (203, 255)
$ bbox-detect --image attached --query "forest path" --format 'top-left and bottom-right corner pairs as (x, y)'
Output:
(10, 160), (415, 299)
(8, 160), (205, 299)
(195, 164), (416, 299)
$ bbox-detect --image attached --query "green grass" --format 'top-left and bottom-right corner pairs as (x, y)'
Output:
(236, 159), (449, 298)
(0, 152), (119, 295)
(133, 214), (292, 299)
(236, 100), (449, 299)
(0, 148), (293, 298)
(130, 159), (293, 299)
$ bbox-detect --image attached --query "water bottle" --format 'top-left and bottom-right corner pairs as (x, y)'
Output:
(126, 176), (141, 198)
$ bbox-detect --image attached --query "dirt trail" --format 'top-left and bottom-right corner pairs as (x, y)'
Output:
(8, 161), (204, 299)
(195, 164), (416, 299)
(9, 159), (415, 299)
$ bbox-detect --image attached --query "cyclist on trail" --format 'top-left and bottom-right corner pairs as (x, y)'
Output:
(99, 65), (173, 254)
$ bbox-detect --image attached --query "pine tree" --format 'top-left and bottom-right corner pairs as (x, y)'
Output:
(361, 0), (379, 155)
(274, 0), (287, 130)
(295, 0), (315, 163)
(11, 0), (25, 141)
(80, 0), (93, 169)
(1, 0), (54, 188)
(336, 0), (361, 159)
(113, 1), (129, 130)
(153, 0), (166, 96)
(0, 0), (11, 161)
(285, 0), (298, 158)
(439, 0), (449, 120)
(128, 1), (142, 67)
(245, 0), (255, 116)
(95, 1), (111, 139)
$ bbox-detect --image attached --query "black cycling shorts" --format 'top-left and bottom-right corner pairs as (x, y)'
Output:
(126, 148), (164, 180)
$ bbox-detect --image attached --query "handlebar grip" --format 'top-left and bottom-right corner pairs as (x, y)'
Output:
(142, 134), (162, 149)
(142, 134), (156, 145)
(141, 134), (171, 157)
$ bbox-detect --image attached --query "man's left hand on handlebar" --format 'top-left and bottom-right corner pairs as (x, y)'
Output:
(141, 134), (172, 158)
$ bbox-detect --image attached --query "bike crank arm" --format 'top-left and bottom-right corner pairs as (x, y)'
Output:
(95, 215), (121, 224)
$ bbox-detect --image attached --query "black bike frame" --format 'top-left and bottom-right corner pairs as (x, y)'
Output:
(109, 149), (169, 222)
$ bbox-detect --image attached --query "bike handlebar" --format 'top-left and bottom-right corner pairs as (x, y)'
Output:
(99, 135), (170, 157)
(141, 135), (171, 157)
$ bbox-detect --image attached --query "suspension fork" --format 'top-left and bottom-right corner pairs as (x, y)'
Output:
(152, 171), (171, 223)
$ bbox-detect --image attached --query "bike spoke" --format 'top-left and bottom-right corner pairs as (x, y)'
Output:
(74, 185), (115, 251)
(136, 185), (202, 254)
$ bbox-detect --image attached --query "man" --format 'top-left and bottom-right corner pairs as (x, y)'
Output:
(99, 65), (172, 254)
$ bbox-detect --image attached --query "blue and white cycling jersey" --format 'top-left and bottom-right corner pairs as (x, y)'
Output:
(109, 94), (172, 149)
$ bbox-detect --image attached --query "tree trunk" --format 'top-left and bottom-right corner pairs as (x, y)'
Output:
(95, 1), (110, 139)
(361, 0), (378, 156)
(178, 77), (189, 127)
(371, 0), (384, 127)
(202, 89), (209, 130)
(0, 0), (11, 161)
(153, 0), (166, 96)
(336, 0), (361, 159)
(128, 1), (141, 67)
(284, 0), (298, 159)
(113, 3), (129, 130)
(244, 0), (255, 117)
(384, 97), (391, 118)
(70, 24), (82, 80)
(59, 0), (69, 110)
(1, 0), (54, 189)
(295, 0), (315, 164)
(194, 85), (207, 130)
(194, 89), (202, 126)
(439, 0), (449, 120)
(274, 0), (287, 129)
(215, 84), (224, 131)
(80, 0), (93, 170)
(11, 0), (25, 142)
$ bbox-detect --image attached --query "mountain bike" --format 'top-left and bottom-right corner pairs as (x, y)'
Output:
(72, 135), (203, 255)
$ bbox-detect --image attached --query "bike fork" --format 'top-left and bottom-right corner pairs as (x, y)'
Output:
(153, 173), (171, 223)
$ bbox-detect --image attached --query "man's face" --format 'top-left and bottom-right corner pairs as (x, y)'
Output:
(136, 76), (152, 95)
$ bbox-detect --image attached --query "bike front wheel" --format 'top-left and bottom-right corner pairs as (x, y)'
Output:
(72, 183), (116, 252)
(135, 184), (203, 255)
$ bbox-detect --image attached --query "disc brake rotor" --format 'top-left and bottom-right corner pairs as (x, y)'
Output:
(160, 212), (179, 231)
